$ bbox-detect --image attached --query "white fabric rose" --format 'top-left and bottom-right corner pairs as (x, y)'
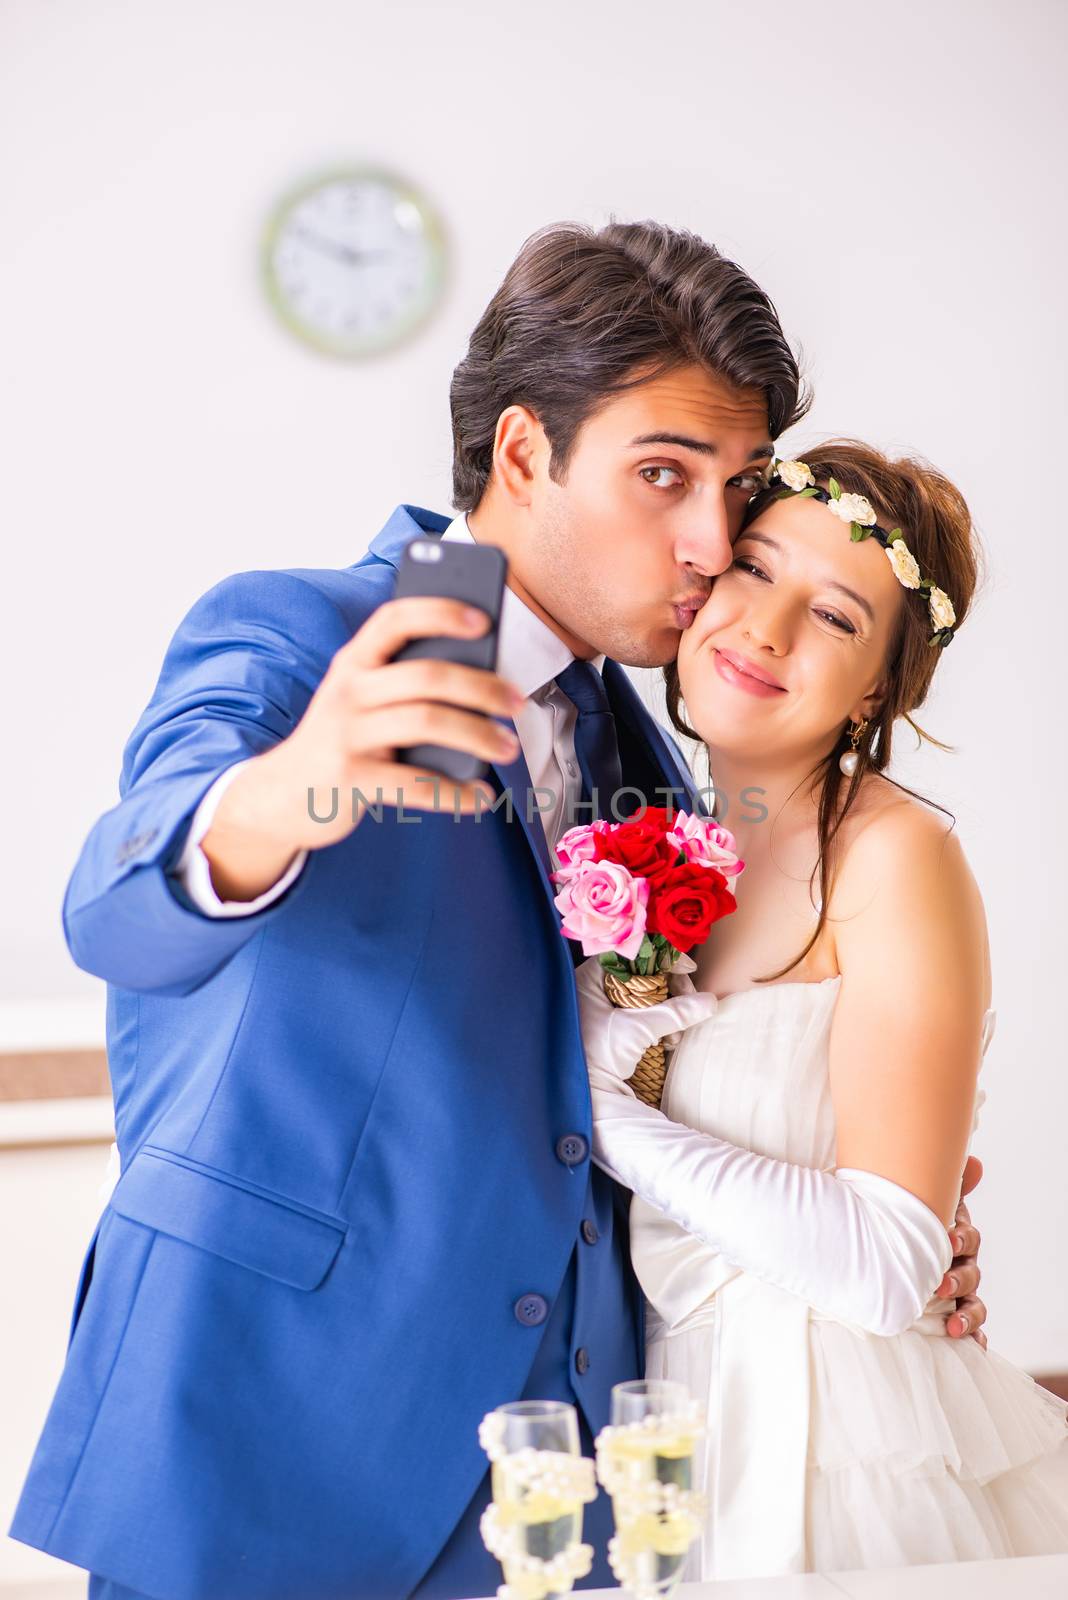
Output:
(884, 540), (922, 589)
(928, 585), (956, 629)
(828, 491), (877, 526)
(777, 460), (815, 492)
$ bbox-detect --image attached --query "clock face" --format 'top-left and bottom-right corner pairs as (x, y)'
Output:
(261, 167), (447, 358)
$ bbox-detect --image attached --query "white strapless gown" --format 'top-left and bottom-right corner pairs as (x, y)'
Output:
(634, 975), (1068, 1580)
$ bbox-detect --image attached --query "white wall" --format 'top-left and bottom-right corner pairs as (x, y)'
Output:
(1, 0), (1065, 1373)
(0, 1128), (114, 1586)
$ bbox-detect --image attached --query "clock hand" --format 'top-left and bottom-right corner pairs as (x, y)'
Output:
(293, 227), (392, 268)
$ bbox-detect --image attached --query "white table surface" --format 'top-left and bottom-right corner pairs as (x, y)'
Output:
(461, 1552), (1068, 1600)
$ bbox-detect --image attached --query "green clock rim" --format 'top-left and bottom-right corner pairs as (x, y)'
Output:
(260, 164), (448, 359)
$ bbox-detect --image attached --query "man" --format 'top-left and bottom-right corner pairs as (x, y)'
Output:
(10, 220), (987, 1599)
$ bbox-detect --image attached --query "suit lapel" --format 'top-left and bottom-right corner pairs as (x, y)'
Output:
(602, 660), (709, 819)
(486, 738), (559, 902)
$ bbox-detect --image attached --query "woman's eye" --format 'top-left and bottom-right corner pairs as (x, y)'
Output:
(732, 557), (768, 580)
(733, 559), (857, 634)
(816, 609), (856, 635)
(639, 465), (683, 489)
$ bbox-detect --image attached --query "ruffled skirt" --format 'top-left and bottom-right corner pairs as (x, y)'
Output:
(645, 1292), (1068, 1580)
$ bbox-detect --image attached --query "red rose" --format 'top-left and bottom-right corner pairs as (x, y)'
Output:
(647, 864), (736, 952)
(593, 814), (681, 887)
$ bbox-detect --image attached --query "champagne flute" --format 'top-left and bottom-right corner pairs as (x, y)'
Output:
(477, 1399), (598, 1600)
(594, 1379), (707, 1599)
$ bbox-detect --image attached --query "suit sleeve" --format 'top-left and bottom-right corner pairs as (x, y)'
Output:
(62, 569), (356, 998)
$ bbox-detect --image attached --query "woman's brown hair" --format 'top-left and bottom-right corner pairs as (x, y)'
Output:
(450, 219), (810, 512)
(663, 439), (985, 981)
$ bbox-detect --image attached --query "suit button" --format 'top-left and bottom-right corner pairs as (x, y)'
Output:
(514, 1294), (549, 1327)
(575, 1347), (590, 1375)
(581, 1219), (599, 1246)
(555, 1133), (589, 1167)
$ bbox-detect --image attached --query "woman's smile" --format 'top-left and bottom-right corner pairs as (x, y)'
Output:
(712, 646), (788, 698)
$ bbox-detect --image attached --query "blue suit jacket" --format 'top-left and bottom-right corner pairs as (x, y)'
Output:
(10, 505), (703, 1599)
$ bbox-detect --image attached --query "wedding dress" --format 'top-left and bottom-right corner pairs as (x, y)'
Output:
(603, 976), (1068, 1580)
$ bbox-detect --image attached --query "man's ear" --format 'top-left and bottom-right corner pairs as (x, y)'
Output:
(491, 404), (549, 509)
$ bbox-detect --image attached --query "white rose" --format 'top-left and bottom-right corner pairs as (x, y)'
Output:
(777, 459), (815, 492)
(884, 539), (922, 589)
(828, 491), (877, 526)
(928, 585), (956, 630)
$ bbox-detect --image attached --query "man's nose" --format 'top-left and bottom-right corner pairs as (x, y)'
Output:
(674, 498), (734, 579)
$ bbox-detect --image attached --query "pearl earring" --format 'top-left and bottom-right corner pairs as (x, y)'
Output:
(839, 717), (869, 777)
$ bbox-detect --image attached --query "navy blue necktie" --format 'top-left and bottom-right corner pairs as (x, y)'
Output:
(554, 660), (623, 824)
(554, 660), (624, 970)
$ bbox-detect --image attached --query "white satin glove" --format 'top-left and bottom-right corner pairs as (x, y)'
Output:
(577, 959), (952, 1338)
(574, 953), (721, 1086)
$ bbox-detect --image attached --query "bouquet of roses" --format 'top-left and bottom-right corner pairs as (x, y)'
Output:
(551, 808), (744, 1107)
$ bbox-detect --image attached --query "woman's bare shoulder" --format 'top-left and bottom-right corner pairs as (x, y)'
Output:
(833, 776), (962, 870)
(826, 778), (991, 1002)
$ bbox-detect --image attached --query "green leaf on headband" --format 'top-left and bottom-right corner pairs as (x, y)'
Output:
(775, 488), (795, 501)
(886, 527), (903, 543)
(828, 478), (842, 499)
(796, 485), (819, 498)
(918, 578), (934, 590)
(850, 524), (863, 541)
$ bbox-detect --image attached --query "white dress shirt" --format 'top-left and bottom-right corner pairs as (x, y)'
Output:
(173, 513), (606, 915)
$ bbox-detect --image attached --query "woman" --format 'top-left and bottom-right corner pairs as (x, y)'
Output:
(577, 441), (1068, 1579)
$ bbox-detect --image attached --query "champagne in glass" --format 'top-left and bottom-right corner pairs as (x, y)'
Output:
(477, 1399), (598, 1600)
(595, 1379), (707, 1599)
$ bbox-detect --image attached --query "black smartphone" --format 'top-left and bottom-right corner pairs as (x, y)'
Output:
(389, 537), (508, 784)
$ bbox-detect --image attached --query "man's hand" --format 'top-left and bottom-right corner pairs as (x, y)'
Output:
(935, 1154), (988, 1349)
(200, 597), (526, 901)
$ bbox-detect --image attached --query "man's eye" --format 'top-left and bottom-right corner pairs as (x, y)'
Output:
(729, 471), (769, 492)
(639, 466), (683, 489)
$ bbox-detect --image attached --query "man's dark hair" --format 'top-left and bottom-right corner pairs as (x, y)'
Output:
(449, 219), (810, 512)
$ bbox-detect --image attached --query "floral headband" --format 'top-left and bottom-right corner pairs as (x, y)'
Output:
(766, 459), (957, 648)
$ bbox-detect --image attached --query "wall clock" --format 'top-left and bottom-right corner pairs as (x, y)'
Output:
(261, 166), (447, 358)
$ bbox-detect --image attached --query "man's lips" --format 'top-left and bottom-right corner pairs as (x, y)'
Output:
(713, 647), (787, 691)
(672, 594), (709, 629)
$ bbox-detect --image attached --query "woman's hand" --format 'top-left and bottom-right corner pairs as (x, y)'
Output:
(935, 1156), (989, 1349)
(574, 954), (721, 1091)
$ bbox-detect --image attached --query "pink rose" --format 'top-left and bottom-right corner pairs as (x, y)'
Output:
(551, 820), (610, 882)
(666, 812), (745, 877)
(553, 859), (649, 960)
